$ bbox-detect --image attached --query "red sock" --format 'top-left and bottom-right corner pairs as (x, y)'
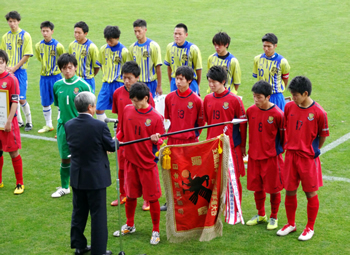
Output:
(149, 200), (160, 232)
(125, 198), (137, 227)
(12, 155), (23, 185)
(0, 155), (3, 183)
(119, 169), (125, 198)
(285, 194), (297, 226)
(270, 192), (281, 219)
(306, 195), (319, 230)
(254, 191), (266, 216)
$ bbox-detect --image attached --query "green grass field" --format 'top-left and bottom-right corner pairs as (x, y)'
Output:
(1, 0), (349, 254)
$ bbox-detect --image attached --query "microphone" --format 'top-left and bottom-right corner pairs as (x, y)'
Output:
(104, 118), (118, 123)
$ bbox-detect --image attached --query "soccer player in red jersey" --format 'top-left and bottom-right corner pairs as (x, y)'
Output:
(0, 49), (24, 194)
(113, 82), (165, 245)
(203, 65), (247, 208)
(110, 61), (155, 209)
(277, 76), (329, 241)
(246, 80), (284, 230)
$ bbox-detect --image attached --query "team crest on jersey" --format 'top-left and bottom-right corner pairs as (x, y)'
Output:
(187, 102), (193, 109)
(145, 119), (152, 126)
(114, 56), (121, 64)
(17, 39), (23, 46)
(143, 51), (149, 58)
(223, 102), (229, 110)
(50, 50), (56, 56)
(181, 54), (188, 61)
(270, 67), (278, 75)
(267, 116), (274, 124)
(73, 88), (79, 95)
(1, 82), (7, 88)
(81, 50), (87, 57)
(308, 113), (315, 121)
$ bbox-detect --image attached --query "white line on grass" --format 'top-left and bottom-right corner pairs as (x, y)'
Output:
(21, 134), (57, 142)
(321, 132), (350, 155)
(323, 175), (350, 183)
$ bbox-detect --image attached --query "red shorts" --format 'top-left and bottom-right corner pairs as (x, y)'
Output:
(231, 145), (245, 177)
(118, 148), (125, 170)
(0, 118), (21, 152)
(283, 150), (323, 192)
(124, 160), (162, 201)
(247, 154), (284, 193)
(167, 137), (198, 145)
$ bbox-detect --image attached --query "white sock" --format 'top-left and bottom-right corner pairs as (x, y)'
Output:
(43, 106), (52, 127)
(21, 102), (32, 124)
(96, 113), (107, 122)
(57, 108), (60, 120)
(16, 104), (23, 124)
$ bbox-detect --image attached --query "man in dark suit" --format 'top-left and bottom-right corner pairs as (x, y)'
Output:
(65, 91), (115, 255)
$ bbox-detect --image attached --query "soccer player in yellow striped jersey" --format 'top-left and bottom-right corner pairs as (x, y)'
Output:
(207, 32), (241, 95)
(164, 23), (202, 95)
(253, 33), (290, 111)
(0, 11), (33, 131)
(35, 21), (66, 134)
(129, 19), (162, 97)
(95, 26), (129, 122)
(68, 21), (100, 93)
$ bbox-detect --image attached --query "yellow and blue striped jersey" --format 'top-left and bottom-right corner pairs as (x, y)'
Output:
(68, 39), (100, 79)
(35, 39), (66, 76)
(253, 53), (290, 93)
(0, 28), (33, 69)
(128, 38), (162, 82)
(98, 42), (129, 83)
(164, 41), (202, 80)
(207, 52), (241, 94)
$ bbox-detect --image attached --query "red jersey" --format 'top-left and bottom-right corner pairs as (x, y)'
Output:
(0, 71), (20, 108)
(119, 104), (165, 169)
(284, 101), (329, 158)
(204, 89), (247, 148)
(164, 88), (205, 141)
(112, 86), (155, 133)
(247, 104), (284, 160)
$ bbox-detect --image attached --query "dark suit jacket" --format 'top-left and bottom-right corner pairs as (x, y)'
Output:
(65, 113), (115, 190)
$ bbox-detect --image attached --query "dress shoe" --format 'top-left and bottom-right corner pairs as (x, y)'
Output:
(75, 245), (91, 254)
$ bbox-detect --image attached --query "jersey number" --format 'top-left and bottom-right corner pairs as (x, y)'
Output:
(67, 95), (69, 105)
(178, 110), (184, 119)
(258, 68), (264, 77)
(134, 125), (141, 135)
(258, 122), (263, 132)
(212, 110), (220, 120)
(296, 120), (303, 130)
(6, 42), (12, 50)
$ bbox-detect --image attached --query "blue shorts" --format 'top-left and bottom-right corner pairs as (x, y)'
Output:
(270, 93), (286, 111)
(96, 81), (123, 110)
(40, 74), (62, 106)
(170, 78), (199, 94)
(144, 80), (158, 98)
(14, 69), (28, 100)
(84, 78), (95, 93)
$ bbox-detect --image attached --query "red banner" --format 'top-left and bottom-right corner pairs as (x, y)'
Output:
(160, 135), (229, 242)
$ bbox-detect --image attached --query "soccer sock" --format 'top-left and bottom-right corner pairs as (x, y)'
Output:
(149, 200), (160, 232)
(270, 192), (281, 219)
(11, 155), (23, 185)
(16, 104), (23, 124)
(57, 108), (60, 120)
(60, 163), (70, 189)
(0, 153), (3, 183)
(43, 106), (53, 127)
(254, 191), (266, 216)
(119, 168), (125, 197)
(21, 102), (32, 124)
(285, 194), (297, 226)
(306, 195), (319, 230)
(96, 113), (107, 122)
(125, 198), (137, 227)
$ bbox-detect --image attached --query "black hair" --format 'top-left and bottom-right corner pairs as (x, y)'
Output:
(206, 65), (227, 85)
(74, 21), (89, 33)
(175, 66), (194, 82)
(129, 82), (150, 101)
(57, 53), (77, 70)
(5, 11), (21, 21)
(175, 23), (188, 33)
(40, 21), (54, 30)
(288, 76), (312, 96)
(122, 61), (140, 77)
(133, 19), (147, 28)
(0, 49), (9, 64)
(251, 80), (272, 97)
(104, 26), (121, 40)
(212, 31), (231, 48)
(262, 33), (278, 45)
